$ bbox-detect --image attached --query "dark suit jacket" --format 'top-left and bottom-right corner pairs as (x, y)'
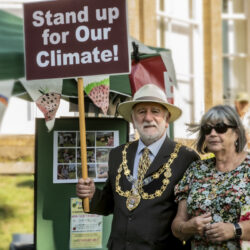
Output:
(90, 136), (199, 250)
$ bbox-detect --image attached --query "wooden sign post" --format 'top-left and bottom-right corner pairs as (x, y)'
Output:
(77, 77), (89, 212)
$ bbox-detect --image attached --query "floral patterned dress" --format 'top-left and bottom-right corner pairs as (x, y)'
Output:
(175, 153), (250, 250)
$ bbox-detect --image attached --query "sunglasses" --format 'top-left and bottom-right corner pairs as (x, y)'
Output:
(202, 122), (236, 135)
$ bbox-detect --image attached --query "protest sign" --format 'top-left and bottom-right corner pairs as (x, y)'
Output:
(23, 0), (129, 80)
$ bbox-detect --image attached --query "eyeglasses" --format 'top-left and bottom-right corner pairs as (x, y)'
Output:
(202, 122), (236, 135)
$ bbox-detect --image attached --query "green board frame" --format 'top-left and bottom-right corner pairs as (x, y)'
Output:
(35, 117), (129, 250)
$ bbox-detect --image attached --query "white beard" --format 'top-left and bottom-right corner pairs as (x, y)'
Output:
(134, 119), (167, 145)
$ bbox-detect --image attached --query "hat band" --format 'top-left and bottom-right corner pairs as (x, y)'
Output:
(134, 96), (167, 103)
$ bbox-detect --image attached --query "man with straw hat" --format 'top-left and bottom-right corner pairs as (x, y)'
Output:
(76, 84), (199, 250)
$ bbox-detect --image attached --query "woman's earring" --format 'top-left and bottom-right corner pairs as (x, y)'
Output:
(235, 139), (239, 152)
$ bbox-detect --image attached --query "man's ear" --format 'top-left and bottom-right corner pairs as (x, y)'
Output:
(131, 116), (136, 129)
(165, 113), (170, 128)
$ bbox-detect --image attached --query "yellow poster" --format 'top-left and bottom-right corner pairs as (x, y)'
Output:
(70, 198), (102, 249)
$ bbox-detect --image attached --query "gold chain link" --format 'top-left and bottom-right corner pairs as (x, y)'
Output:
(115, 142), (182, 200)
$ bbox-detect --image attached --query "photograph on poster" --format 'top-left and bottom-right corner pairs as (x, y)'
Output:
(85, 132), (95, 147)
(96, 131), (114, 147)
(53, 130), (119, 183)
(58, 132), (76, 147)
(58, 148), (76, 163)
(96, 148), (111, 163)
(97, 163), (108, 178)
(87, 164), (96, 178)
(87, 148), (95, 163)
(57, 164), (77, 180)
(77, 165), (82, 179)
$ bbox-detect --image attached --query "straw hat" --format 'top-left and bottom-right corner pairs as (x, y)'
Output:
(235, 92), (249, 102)
(117, 84), (182, 123)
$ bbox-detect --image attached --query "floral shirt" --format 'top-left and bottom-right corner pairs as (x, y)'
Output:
(175, 153), (250, 250)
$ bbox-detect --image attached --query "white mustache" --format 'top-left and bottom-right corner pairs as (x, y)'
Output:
(142, 121), (157, 128)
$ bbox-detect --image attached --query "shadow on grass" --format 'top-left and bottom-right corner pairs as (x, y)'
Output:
(0, 205), (15, 220)
(17, 180), (34, 188)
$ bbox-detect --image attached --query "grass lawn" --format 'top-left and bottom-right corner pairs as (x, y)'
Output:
(0, 175), (34, 250)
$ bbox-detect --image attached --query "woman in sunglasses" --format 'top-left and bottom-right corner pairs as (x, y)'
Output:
(171, 105), (250, 249)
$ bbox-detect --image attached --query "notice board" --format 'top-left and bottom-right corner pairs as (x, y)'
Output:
(35, 117), (129, 250)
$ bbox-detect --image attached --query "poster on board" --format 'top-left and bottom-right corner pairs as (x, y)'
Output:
(53, 130), (119, 183)
(70, 197), (103, 249)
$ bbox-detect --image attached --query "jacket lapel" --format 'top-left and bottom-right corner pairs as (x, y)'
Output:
(145, 136), (176, 177)
(120, 140), (138, 190)
(127, 140), (138, 173)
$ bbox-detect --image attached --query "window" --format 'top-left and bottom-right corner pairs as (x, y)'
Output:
(222, 0), (249, 103)
(156, 0), (204, 138)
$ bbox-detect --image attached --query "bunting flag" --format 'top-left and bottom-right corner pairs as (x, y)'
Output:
(20, 78), (63, 132)
(164, 71), (174, 104)
(160, 50), (177, 86)
(128, 38), (177, 105)
(129, 55), (175, 102)
(83, 75), (110, 115)
(0, 80), (14, 129)
(129, 55), (166, 95)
